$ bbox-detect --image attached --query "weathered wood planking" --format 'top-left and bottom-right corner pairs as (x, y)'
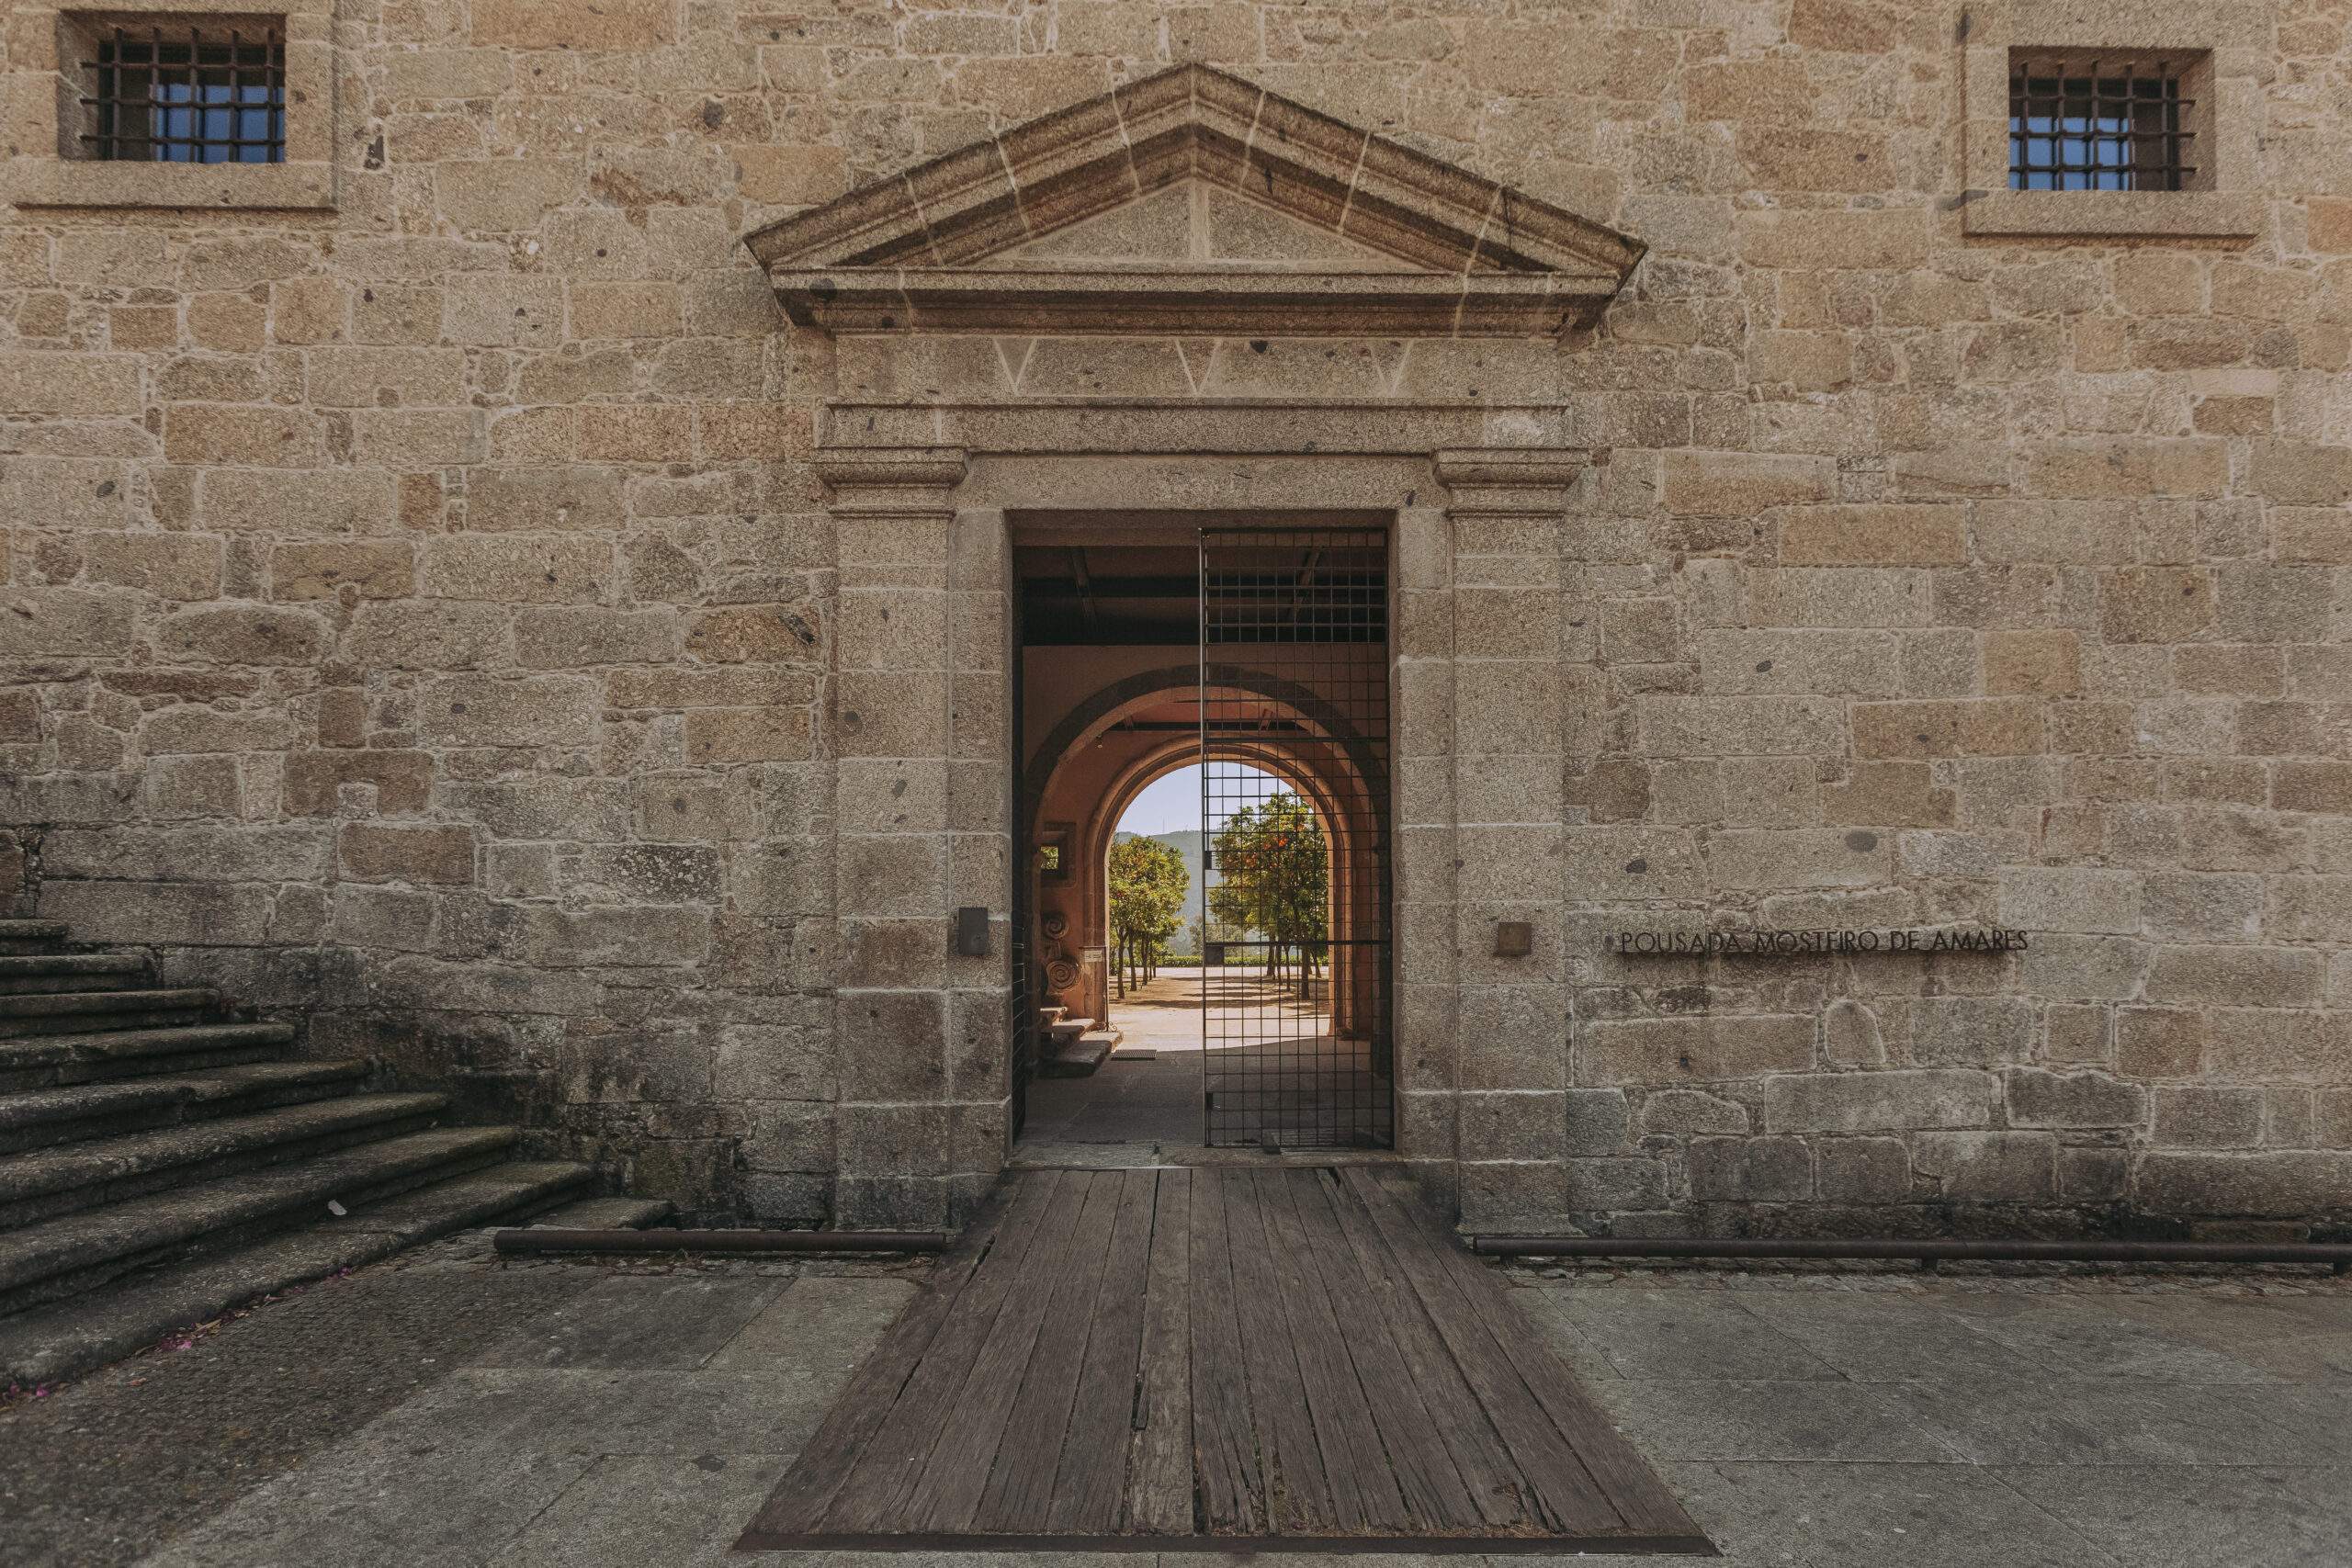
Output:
(1340, 1164), (1626, 1534)
(1043, 1168), (1159, 1533)
(1185, 1164), (1263, 1534)
(1362, 1168), (1706, 1540)
(973, 1170), (1126, 1530)
(738, 1165), (1714, 1557)
(736, 1174), (1031, 1539)
(829, 1167), (1081, 1532)
(1124, 1167), (1193, 1534)
(1223, 1161), (1338, 1533)
(1288, 1167), (1485, 1530)
(1321, 1164), (1532, 1529)
(1256, 1168), (1409, 1533)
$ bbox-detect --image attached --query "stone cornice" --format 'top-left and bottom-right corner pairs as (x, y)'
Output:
(742, 63), (1642, 339)
(1434, 447), (1587, 513)
(761, 267), (1615, 338)
(815, 447), (967, 513)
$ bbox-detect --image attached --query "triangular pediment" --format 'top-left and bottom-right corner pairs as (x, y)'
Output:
(742, 63), (1642, 337)
(994, 181), (1420, 272)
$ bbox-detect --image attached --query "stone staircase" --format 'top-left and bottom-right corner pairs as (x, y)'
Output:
(0, 917), (606, 1387)
(1038, 1004), (1119, 1077)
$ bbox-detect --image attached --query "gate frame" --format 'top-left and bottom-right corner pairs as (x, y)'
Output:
(818, 430), (1586, 1230)
(1196, 522), (1396, 1150)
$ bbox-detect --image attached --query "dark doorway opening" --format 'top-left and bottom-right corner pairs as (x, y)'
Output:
(1010, 518), (1394, 1156)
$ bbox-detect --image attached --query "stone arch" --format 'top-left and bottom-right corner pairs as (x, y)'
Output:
(1022, 661), (1386, 840)
(1023, 662), (1386, 1046)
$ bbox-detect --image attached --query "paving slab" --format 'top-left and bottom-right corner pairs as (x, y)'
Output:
(359, 1364), (845, 1457)
(0, 1261), (593, 1568)
(1731, 1289), (2057, 1383)
(136, 1430), (592, 1568)
(1932, 1293), (2279, 1382)
(469, 1272), (789, 1370)
(1992, 1463), (2352, 1568)
(742, 1554), (1136, 1567)
(489, 1453), (790, 1568)
(1666, 1460), (2117, 1568)
(1880, 1378), (2328, 1466)
(1591, 1378), (1962, 1463)
(1509, 1285), (1626, 1382)
(2228, 1383), (2352, 1463)
(707, 1274), (916, 1382)
(1156, 1556), (1713, 1567)
(2083, 1292), (2352, 1381)
(1527, 1288), (1839, 1381)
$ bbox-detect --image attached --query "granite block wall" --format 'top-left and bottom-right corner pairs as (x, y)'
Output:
(0, 0), (2347, 1231)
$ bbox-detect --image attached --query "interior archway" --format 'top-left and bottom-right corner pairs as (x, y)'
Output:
(1024, 670), (1381, 1028)
(1018, 646), (1392, 1153)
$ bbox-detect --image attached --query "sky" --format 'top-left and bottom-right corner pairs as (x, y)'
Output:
(1116, 764), (1207, 836)
(1115, 762), (1287, 837)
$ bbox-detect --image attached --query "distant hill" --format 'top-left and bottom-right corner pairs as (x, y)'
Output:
(1114, 829), (1206, 953)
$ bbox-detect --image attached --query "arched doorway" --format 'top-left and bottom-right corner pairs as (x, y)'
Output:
(1012, 524), (1393, 1152)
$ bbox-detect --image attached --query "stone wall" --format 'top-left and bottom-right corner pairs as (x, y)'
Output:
(3, 0), (2349, 1232)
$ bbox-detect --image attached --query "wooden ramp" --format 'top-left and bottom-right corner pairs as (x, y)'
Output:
(737, 1167), (1713, 1556)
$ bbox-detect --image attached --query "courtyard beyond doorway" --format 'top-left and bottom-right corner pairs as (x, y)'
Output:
(1022, 964), (1380, 1157)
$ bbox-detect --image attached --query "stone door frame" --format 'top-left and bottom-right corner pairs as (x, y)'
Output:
(818, 420), (1586, 1227)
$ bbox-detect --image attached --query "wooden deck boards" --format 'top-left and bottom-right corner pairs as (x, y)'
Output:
(738, 1167), (1713, 1556)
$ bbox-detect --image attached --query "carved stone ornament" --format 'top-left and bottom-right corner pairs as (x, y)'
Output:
(741, 63), (1643, 339)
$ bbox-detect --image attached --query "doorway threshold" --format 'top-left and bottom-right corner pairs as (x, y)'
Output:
(1009, 1141), (1411, 1171)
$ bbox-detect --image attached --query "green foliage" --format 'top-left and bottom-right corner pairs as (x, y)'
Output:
(1207, 792), (1329, 983)
(1108, 835), (1189, 991)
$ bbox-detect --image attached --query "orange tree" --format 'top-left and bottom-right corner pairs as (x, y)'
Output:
(1107, 835), (1188, 996)
(1206, 791), (1328, 993)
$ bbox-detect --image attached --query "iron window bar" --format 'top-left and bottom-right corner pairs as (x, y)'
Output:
(80, 23), (287, 164)
(2008, 56), (2194, 192)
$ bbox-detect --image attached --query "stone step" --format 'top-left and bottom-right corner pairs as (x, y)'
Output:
(0, 988), (217, 1040)
(0, 954), (152, 996)
(0, 1090), (451, 1230)
(0, 1058), (369, 1156)
(0, 1023), (295, 1092)
(0, 920), (68, 957)
(0, 1124), (519, 1314)
(0, 1159), (596, 1388)
(1038, 1006), (1068, 1024)
(1041, 1028), (1119, 1078)
(525, 1194), (677, 1229)
(1047, 1016), (1096, 1039)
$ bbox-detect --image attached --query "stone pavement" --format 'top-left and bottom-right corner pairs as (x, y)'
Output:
(2, 1228), (2347, 1568)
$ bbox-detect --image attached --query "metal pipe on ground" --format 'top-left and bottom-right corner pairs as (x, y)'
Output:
(1470, 1235), (2352, 1273)
(493, 1228), (948, 1257)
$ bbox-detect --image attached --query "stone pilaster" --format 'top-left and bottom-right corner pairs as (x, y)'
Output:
(1391, 503), (1461, 1202)
(1434, 448), (1587, 1231)
(944, 505), (1014, 1211)
(819, 447), (971, 1229)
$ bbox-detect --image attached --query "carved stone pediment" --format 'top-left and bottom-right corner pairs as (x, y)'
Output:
(742, 63), (1643, 338)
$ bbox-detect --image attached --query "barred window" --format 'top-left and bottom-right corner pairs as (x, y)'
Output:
(2008, 57), (2193, 192)
(79, 23), (286, 164)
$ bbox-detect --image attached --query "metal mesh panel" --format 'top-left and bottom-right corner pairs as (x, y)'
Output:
(81, 25), (287, 164)
(1199, 527), (1392, 1150)
(2008, 57), (2193, 191)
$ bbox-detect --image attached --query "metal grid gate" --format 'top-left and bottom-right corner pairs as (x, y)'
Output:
(1198, 526), (1393, 1149)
